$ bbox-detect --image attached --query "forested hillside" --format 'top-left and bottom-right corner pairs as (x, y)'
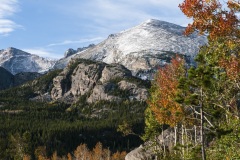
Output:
(0, 59), (150, 159)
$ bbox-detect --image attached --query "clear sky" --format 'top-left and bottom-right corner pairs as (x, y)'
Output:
(0, 0), (191, 59)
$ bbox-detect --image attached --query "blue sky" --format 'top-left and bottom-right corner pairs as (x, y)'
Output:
(0, 0), (191, 59)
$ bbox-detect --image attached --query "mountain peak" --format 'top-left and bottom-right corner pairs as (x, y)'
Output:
(56, 19), (207, 79)
(2, 47), (31, 57)
(0, 47), (56, 74)
(6, 47), (21, 52)
(64, 48), (76, 58)
(140, 19), (185, 30)
(143, 18), (165, 24)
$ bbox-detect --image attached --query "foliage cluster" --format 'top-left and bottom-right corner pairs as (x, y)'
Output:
(144, 0), (240, 159)
(26, 142), (126, 160)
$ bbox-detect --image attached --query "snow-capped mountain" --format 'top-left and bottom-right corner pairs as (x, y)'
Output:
(72, 19), (207, 78)
(0, 47), (56, 74)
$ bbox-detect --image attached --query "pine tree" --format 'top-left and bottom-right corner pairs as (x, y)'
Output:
(179, 1), (240, 159)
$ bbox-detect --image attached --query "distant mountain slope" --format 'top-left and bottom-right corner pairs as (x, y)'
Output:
(0, 66), (42, 91)
(0, 58), (149, 116)
(0, 67), (14, 90)
(75, 19), (207, 76)
(13, 72), (42, 86)
(0, 59), (146, 156)
(0, 47), (56, 74)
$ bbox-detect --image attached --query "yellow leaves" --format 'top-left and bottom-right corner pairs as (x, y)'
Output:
(67, 153), (72, 160)
(23, 155), (31, 160)
(74, 143), (90, 160)
(111, 151), (127, 160)
(51, 152), (58, 160)
(228, 0), (240, 11)
(34, 146), (48, 160)
(33, 142), (126, 160)
(149, 56), (185, 127)
(74, 142), (126, 160)
(219, 56), (240, 81)
(117, 120), (134, 136)
(227, 40), (236, 50)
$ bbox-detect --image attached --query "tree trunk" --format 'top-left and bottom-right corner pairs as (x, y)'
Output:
(185, 127), (189, 155)
(182, 124), (185, 157)
(162, 125), (166, 157)
(200, 87), (206, 160)
(194, 125), (197, 145)
(174, 126), (177, 146)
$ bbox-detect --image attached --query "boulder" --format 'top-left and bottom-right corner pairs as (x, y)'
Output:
(125, 128), (175, 160)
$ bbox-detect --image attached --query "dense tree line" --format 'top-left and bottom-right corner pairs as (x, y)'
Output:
(0, 67), (146, 159)
(144, 0), (240, 159)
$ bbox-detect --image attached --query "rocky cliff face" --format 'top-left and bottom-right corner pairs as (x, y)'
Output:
(0, 47), (56, 74)
(125, 128), (176, 160)
(51, 59), (149, 103)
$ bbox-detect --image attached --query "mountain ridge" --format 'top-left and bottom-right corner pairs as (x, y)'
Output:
(0, 47), (56, 75)
(0, 66), (42, 90)
(0, 19), (207, 78)
(0, 67), (14, 90)
(55, 19), (207, 79)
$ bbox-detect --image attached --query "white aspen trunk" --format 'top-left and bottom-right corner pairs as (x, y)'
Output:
(200, 87), (206, 160)
(154, 135), (158, 160)
(162, 125), (166, 157)
(185, 127), (189, 155)
(163, 131), (166, 157)
(182, 124), (185, 157)
(194, 125), (197, 145)
(107, 148), (110, 160)
(174, 126), (177, 146)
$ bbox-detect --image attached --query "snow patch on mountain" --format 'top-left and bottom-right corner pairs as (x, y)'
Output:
(74, 19), (207, 77)
(0, 47), (56, 74)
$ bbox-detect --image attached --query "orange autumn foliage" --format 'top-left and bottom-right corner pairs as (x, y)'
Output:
(23, 155), (31, 160)
(73, 142), (126, 160)
(219, 55), (240, 81)
(74, 143), (91, 160)
(111, 151), (127, 160)
(149, 56), (185, 127)
(179, 0), (240, 40)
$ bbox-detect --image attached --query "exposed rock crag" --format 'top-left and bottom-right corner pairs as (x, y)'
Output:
(51, 59), (148, 103)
